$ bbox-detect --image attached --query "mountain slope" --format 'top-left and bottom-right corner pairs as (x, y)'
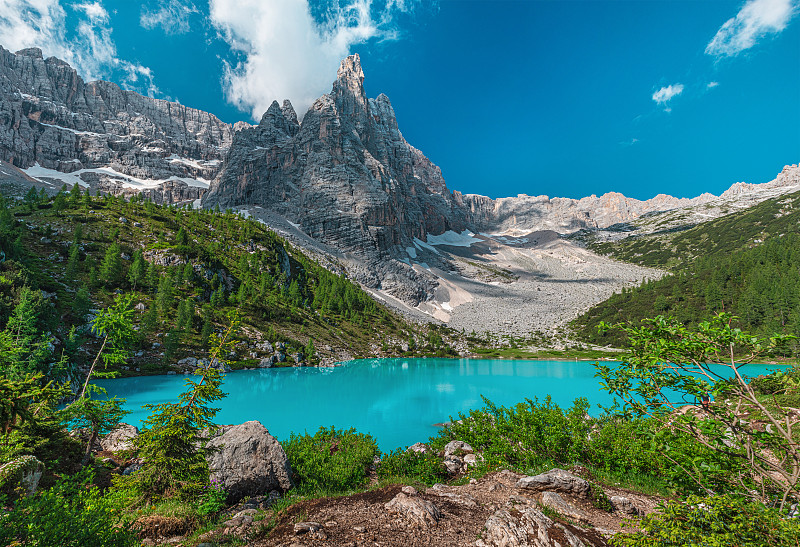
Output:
(572, 188), (800, 346)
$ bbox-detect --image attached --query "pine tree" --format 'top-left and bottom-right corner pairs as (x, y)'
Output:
(69, 182), (82, 206)
(99, 243), (123, 286)
(65, 243), (80, 279)
(52, 191), (67, 215)
(128, 250), (146, 290)
(175, 227), (189, 246)
(125, 313), (238, 499)
(24, 186), (39, 210)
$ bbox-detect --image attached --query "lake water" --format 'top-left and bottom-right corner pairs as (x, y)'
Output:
(96, 358), (787, 451)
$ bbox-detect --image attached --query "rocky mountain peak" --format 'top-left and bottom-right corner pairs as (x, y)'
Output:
(14, 47), (42, 59)
(336, 53), (364, 86)
(281, 99), (299, 134)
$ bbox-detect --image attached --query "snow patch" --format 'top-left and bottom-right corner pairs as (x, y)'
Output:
(425, 229), (480, 247)
(405, 246), (417, 259)
(23, 163), (210, 190)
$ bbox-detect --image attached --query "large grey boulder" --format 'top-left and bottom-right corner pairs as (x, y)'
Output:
(206, 421), (293, 502)
(515, 468), (591, 498)
(100, 423), (139, 452)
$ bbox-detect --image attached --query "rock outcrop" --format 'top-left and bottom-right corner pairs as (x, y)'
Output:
(206, 421), (293, 502)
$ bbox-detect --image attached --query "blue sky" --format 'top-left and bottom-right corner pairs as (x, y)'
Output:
(1, 0), (798, 200)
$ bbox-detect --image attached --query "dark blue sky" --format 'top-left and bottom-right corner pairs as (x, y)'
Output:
(6, 0), (798, 200)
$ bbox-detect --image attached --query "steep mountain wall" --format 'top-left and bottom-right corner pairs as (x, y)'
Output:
(0, 45), (241, 202)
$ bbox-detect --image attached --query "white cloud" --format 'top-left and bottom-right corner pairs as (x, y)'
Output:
(706, 0), (798, 57)
(652, 84), (684, 105)
(209, 0), (421, 121)
(0, 0), (159, 96)
(140, 0), (198, 35)
(707, 81), (720, 88)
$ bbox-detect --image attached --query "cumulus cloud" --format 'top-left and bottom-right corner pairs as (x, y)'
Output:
(140, 0), (198, 35)
(0, 0), (159, 96)
(209, 0), (423, 121)
(707, 81), (720, 88)
(706, 0), (798, 57)
(652, 84), (684, 105)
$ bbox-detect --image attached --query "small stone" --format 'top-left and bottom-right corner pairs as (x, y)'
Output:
(401, 486), (418, 496)
(294, 521), (323, 535)
(407, 442), (431, 454)
(353, 525), (366, 533)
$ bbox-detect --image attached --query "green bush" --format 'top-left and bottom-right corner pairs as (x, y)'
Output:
(431, 396), (592, 472)
(0, 469), (138, 547)
(283, 426), (379, 493)
(378, 448), (449, 486)
(611, 494), (800, 547)
(587, 417), (659, 477)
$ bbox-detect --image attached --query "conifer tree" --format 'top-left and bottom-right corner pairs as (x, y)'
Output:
(65, 243), (80, 279)
(69, 182), (82, 206)
(127, 250), (146, 290)
(99, 243), (123, 286)
(125, 313), (239, 499)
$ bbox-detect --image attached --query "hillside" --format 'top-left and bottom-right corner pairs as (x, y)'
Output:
(0, 185), (452, 381)
(572, 189), (800, 347)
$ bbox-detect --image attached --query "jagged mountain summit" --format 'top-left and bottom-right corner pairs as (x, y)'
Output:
(203, 54), (469, 260)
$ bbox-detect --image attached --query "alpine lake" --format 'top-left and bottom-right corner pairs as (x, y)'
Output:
(97, 358), (788, 451)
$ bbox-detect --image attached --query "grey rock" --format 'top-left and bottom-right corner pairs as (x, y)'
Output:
(100, 423), (139, 452)
(407, 442), (431, 454)
(0, 455), (43, 495)
(258, 356), (275, 368)
(476, 506), (594, 547)
(444, 440), (474, 456)
(443, 455), (462, 475)
(206, 420), (293, 503)
(610, 495), (641, 516)
(0, 45), (237, 204)
(516, 468), (591, 498)
(384, 492), (441, 528)
(540, 491), (590, 523)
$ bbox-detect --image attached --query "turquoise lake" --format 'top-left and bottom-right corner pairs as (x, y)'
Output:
(96, 358), (787, 451)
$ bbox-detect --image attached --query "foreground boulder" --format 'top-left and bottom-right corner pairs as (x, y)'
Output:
(100, 423), (139, 452)
(515, 468), (591, 498)
(385, 491), (441, 528)
(206, 421), (293, 502)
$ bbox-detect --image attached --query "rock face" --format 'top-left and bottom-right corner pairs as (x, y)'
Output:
(203, 54), (468, 260)
(0, 46), (238, 203)
(206, 421), (293, 502)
